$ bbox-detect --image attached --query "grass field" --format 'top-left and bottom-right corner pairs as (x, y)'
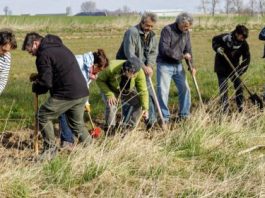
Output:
(0, 16), (265, 197)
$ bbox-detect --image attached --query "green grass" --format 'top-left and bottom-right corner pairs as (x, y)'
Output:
(3, 31), (265, 126)
(1, 24), (265, 129)
(0, 16), (265, 197)
(6, 180), (30, 198)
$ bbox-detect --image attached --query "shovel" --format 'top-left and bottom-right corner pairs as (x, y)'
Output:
(221, 52), (263, 110)
(186, 60), (203, 106)
(33, 93), (39, 155)
(86, 111), (101, 138)
(147, 77), (167, 130)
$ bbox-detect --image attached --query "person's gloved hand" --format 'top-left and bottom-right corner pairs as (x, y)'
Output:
(217, 47), (224, 55)
(85, 103), (91, 112)
(32, 83), (38, 93)
(32, 83), (48, 95)
(29, 73), (38, 82)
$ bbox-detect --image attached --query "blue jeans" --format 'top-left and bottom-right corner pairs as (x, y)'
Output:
(59, 114), (74, 144)
(157, 62), (191, 122)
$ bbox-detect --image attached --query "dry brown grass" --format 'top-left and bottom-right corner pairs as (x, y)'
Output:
(0, 15), (265, 197)
(0, 105), (264, 197)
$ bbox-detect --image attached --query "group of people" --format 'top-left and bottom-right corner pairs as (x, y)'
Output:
(0, 12), (264, 156)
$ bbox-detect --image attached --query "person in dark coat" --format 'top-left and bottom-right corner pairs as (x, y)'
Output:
(156, 12), (195, 123)
(212, 24), (251, 112)
(22, 32), (91, 155)
(258, 26), (265, 100)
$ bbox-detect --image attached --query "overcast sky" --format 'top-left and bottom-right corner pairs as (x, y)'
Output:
(1, 0), (200, 15)
(0, 0), (251, 15)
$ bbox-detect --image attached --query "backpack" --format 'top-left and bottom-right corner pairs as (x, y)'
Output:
(259, 27), (265, 40)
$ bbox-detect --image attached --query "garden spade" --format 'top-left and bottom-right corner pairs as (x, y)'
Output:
(86, 111), (101, 138)
(33, 93), (39, 155)
(187, 60), (203, 106)
(147, 77), (167, 130)
(221, 52), (263, 110)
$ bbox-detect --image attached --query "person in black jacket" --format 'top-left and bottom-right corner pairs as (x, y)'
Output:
(212, 25), (251, 113)
(258, 26), (265, 100)
(22, 32), (91, 154)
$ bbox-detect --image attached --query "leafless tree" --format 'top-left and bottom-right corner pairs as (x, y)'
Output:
(122, 5), (131, 13)
(224, 0), (233, 15)
(258, 0), (265, 15)
(232, 0), (243, 14)
(81, 1), (96, 12)
(198, 0), (210, 14)
(3, 6), (9, 16)
(210, 0), (220, 16)
(249, 0), (257, 16)
(66, 6), (72, 16)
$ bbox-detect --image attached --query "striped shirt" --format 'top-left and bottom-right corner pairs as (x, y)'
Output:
(75, 52), (94, 88)
(0, 52), (11, 95)
(75, 52), (94, 105)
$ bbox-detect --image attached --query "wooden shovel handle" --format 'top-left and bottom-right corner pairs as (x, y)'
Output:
(34, 94), (39, 155)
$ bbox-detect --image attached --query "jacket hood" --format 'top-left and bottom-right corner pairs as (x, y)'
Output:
(172, 22), (183, 34)
(222, 33), (243, 50)
(136, 24), (155, 37)
(38, 34), (63, 52)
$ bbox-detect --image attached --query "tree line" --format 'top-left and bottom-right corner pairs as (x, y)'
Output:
(199, 0), (265, 16)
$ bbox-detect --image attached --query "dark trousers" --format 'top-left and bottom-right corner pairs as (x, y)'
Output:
(121, 91), (142, 127)
(217, 73), (244, 112)
(38, 97), (91, 149)
(59, 114), (74, 144)
(101, 91), (143, 128)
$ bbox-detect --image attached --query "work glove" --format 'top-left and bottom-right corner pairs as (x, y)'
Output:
(217, 47), (224, 55)
(32, 83), (48, 95)
(29, 73), (38, 82)
(84, 103), (91, 112)
(32, 83), (38, 93)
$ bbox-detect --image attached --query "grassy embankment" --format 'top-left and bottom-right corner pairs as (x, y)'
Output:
(0, 15), (264, 197)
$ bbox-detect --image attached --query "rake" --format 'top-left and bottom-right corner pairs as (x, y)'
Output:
(33, 93), (39, 155)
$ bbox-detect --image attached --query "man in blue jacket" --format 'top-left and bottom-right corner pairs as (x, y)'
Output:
(22, 32), (91, 155)
(156, 12), (195, 123)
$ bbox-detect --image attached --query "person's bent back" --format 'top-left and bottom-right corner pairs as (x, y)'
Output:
(22, 33), (88, 99)
(22, 32), (91, 158)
